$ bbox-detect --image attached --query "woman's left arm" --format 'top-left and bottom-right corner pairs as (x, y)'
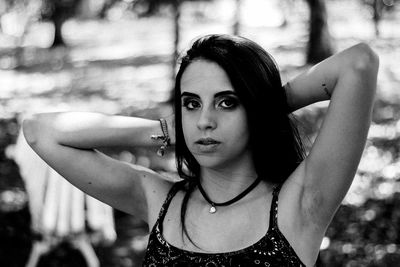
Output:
(285, 43), (379, 226)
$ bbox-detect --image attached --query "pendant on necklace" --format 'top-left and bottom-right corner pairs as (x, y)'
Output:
(209, 205), (217, 214)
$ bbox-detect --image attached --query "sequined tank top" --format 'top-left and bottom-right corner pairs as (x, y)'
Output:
(143, 181), (306, 266)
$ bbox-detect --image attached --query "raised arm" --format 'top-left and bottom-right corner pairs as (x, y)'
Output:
(22, 112), (175, 226)
(284, 43), (379, 226)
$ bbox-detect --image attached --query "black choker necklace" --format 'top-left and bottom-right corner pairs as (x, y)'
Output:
(197, 176), (263, 214)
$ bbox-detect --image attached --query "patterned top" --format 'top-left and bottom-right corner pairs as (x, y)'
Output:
(143, 181), (306, 266)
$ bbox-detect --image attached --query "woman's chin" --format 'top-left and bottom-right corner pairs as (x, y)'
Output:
(193, 154), (223, 168)
(193, 154), (239, 171)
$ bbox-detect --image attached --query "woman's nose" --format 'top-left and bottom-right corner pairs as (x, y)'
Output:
(197, 108), (217, 130)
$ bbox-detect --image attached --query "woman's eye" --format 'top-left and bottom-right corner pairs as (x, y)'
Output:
(182, 99), (201, 110)
(219, 98), (238, 109)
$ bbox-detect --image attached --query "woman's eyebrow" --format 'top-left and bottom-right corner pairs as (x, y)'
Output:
(214, 91), (237, 98)
(181, 91), (237, 98)
(181, 92), (199, 98)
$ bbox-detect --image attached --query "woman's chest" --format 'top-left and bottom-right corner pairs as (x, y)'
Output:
(162, 195), (271, 253)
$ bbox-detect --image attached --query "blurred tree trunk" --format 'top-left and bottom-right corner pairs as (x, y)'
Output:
(51, 12), (67, 47)
(232, 0), (241, 35)
(168, 0), (181, 104)
(172, 0), (181, 74)
(372, 0), (383, 36)
(305, 0), (333, 64)
(47, 0), (83, 48)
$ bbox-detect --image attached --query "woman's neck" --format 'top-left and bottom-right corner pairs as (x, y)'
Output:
(198, 167), (259, 204)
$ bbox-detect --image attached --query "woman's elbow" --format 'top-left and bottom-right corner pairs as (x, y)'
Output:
(350, 43), (379, 73)
(22, 113), (53, 147)
(22, 115), (40, 146)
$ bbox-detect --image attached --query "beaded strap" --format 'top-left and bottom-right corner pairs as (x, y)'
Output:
(269, 184), (282, 230)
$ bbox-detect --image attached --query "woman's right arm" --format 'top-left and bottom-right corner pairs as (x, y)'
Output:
(22, 112), (174, 225)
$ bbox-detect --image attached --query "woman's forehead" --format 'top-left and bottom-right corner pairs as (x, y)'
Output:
(180, 60), (234, 94)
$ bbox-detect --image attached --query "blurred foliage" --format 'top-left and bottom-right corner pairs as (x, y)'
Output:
(0, 205), (32, 267)
(130, 0), (212, 16)
(362, 0), (399, 15)
(320, 193), (400, 266)
(361, 0), (400, 35)
(0, 119), (31, 267)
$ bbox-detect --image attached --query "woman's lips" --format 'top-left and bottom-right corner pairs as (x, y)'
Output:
(195, 138), (221, 153)
(195, 138), (220, 145)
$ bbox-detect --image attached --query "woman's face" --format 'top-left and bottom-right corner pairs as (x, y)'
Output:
(180, 59), (252, 170)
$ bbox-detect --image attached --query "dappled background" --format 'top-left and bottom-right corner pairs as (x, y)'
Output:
(0, 0), (399, 266)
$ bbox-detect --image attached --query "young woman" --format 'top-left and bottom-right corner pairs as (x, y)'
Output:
(22, 34), (379, 266)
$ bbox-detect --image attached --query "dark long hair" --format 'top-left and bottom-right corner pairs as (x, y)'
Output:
(173, 34), (306, 247)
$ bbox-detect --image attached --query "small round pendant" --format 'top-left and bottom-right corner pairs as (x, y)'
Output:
(209, 206), (217, 213)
